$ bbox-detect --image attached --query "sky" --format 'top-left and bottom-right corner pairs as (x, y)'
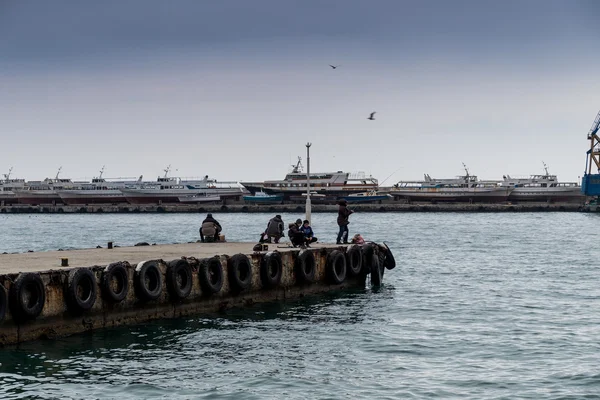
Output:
(1, 0), (599, 183)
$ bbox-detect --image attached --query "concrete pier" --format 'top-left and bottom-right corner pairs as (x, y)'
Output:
(0, 242), (389, 346)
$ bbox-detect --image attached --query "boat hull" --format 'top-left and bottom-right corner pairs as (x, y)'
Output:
(507, 188), (585, 202)
(341, 195), (392, 203)
(390, 188), (511, 203)
(243, 195), (284, 204)
(121, 188), (244, 204)
(57, 190), (127, 205)
(15, 191), (62, 205)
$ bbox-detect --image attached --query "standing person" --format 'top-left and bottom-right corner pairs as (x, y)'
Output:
(336, 200), (353, 244)
(265, 214), (285, 243)
(301, 219), (318, 245)
(200, 213), (222, 243)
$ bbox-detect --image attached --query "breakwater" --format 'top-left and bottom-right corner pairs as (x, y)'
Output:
(0, 242), (392, 346)
(0, 202), (584, 214)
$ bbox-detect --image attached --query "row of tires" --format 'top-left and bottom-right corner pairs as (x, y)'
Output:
(0, 244), (393, 323)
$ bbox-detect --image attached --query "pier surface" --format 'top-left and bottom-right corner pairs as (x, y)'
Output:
(0, 242), (340, 274)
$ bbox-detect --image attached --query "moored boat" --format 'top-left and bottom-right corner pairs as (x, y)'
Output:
(340, 191), (393, 203)
(241, 157), (378, 200)
(178, 194), (221, 203)
(500, 163), (584, 202)
(390, 165), (512, 203)
(243, 191), (284, 204)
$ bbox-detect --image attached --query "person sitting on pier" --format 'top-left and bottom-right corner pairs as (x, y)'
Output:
(265, 214), (285, 243)
(351, 233), (365, 245)
(301, 219), (317, 245)
(200, 213), (222, 243)
(288, 220), (307, 247)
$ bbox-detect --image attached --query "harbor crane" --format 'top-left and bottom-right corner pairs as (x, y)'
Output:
(582, 109), (600, 197)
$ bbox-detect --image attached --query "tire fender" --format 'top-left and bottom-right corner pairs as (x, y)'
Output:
(295, 250), (316, 284)
(0, 283), (7, 322)
(345, 245), (363, 276)
(327, 250), (347, 285)
(228, 254), (253, 292)
(9, 273), (45, 321)
(199, 257), (223, 295)
(102, 262), (129, 303)
(66, 268), (97, 313)
(166, 259), (193, 300)
(135, 260), (163, 301)
(260, 251), (282, 288)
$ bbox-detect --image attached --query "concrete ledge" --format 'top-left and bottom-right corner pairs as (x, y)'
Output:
(0, 202), (585, 213)
(0, 243), (374, 346)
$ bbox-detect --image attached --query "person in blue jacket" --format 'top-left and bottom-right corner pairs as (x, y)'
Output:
(301, 219), (318, 245)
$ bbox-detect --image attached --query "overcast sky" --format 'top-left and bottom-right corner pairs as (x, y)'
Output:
(1, 0), (599, 183)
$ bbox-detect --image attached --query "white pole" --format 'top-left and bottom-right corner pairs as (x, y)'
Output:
(306, 142), (312, 222)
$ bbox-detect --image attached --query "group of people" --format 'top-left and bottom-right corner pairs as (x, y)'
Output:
(260, 215), (317, 248)
(198, 199), (359, 246)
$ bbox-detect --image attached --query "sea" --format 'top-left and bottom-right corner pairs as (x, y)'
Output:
(0, 211), (599, 399)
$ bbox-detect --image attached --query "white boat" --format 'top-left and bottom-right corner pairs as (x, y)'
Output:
(178, 194), (221, 203)
(500, 163), (583, 202)
(391, 165), (512, 203)
(119, 166), (245, 204)
(240, 157), (378, 199)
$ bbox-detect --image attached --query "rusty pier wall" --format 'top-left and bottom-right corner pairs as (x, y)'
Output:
(0, 245), (367, 346)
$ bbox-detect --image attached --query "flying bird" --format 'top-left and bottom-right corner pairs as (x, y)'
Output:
(368, 112), (376, 120)
(329, 64), (340, 69)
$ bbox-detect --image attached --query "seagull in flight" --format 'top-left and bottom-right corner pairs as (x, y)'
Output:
(329, 64), (340, 69)
(368, 112), (376, 120)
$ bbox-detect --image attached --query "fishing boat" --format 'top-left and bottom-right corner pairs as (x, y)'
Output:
(289, 192), (332, 204)
(14, 167), (75, 205)
(0, 168), (26, 205)
(56, 167), (143, 205)
(339, 191), (393, 203)
(119, 166), (245, 204)
(240, 157), (378, 200)
(243, 191), (284, 204)
(390, 165), (512, 203)
(499, 163), (584, 202)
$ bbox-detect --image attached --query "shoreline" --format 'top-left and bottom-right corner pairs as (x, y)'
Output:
(0, 202), (586, 213)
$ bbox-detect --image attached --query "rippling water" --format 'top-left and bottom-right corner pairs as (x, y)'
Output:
(1, 212), (600, 399)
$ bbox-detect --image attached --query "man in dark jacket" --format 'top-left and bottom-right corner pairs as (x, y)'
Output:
(336, 200), (353, 244)
(288, 219), (307, 247)
(265, 214), (284, 243)
(200, 213), (222, 243)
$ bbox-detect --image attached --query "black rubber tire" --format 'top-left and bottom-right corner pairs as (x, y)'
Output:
(295, 250), (316, 284)
(370, 254), (382, 286)
(260, 252), (282, 288)
(327, 250), (347, 285)
(228, 254), (253, 292)
(9, 273), (45, 321)
(135, 261), (163, 301)
(66, 268), (97, 313)
(0, 283), (6, 322)
(345, 245), (363, 276)
(382, 242), (396, 270)
(199, 257), (223, 295)
(102, 262), (129, 303)
(167, 259), (193, 300)
(362, 244), (377, 275)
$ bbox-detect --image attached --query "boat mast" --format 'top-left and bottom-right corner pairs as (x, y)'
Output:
(163, 165), (171, 178)
(542, 161), (549, 176)
(55, 166), (62, 181)
(3, 167), (12, 182)
(99, 165), (105, 179)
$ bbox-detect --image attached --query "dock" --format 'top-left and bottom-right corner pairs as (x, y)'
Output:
(0, 241), (392, 346)
(0, 202), (585, 214)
